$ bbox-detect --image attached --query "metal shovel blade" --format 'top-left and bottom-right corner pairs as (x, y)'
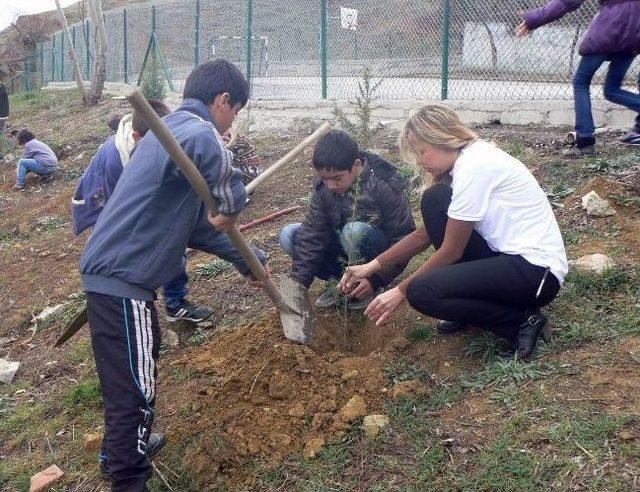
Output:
(278, 276), (316, 344)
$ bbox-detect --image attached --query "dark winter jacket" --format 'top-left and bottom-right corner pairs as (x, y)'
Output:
(0, 84), (8, 118)
(292, 152), (416, 289)
(524, 0), (640, 56)
(71, 136), (124, 235)
(80, 98), (266, 301)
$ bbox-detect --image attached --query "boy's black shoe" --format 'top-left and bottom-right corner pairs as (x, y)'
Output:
(515, 311), (548, 360)
(165, 299), (214, 322)
(100, 432), (167, 481)
(562, 136), (595, 158)
(40, 173), (55, 184)
(437, 320), (468, 334)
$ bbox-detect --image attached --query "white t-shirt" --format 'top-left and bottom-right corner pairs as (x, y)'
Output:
(448, 140), (568, 284)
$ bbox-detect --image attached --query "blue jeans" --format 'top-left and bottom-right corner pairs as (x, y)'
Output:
(16, 158), (55, 186)
(162, 254), (188, 309)
(574, 53), (640, 138)
(279, 221), (388, 281)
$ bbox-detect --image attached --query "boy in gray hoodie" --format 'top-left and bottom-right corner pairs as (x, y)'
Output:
(79, 59), (267, 491)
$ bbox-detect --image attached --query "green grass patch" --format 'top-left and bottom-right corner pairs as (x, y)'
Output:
(193, 259), (232, 280)
(65, 377), (102, 409)
(405, 321), (434, 343)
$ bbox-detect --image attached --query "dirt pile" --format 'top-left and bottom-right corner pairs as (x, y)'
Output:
(160, 311), (405, 488)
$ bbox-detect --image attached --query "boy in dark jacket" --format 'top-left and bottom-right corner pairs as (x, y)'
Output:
(72, 99), (214, 323)
(279, 130), (415, 309)
(80, 59), (267, 492)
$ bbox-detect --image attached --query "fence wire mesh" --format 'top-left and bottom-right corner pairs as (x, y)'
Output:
(17, 0), (640, 101)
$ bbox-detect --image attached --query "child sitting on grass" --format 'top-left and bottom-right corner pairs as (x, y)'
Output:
(12, 129), (59, 191)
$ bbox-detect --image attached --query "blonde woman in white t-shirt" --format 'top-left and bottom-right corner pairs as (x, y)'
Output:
(339, 105), (568, 359)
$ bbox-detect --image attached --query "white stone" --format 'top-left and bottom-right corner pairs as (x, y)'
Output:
(29, 465), (64, 492)
(0, 359), (20, 384)
(581, 191), (616, 217)
(34, 304), (65, 322)
(362, 414), (390, 438)
(163, 329), (179, 348)
(569, 254), (615, 274)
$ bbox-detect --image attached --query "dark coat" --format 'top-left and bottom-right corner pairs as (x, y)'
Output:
(524, 0), (640, 56)
(0, 84), (8, 118)
(291, 152), (416, 289)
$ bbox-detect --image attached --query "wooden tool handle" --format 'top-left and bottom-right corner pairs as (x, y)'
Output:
(126, 90), (286, 309)
(246, 122), (332, 194)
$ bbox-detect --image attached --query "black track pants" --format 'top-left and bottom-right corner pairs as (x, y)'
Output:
(87, 291), (160, 492)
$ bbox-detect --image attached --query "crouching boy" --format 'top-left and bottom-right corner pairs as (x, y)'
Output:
(280, 130), (415, 309)
(79, 59), (267, 491)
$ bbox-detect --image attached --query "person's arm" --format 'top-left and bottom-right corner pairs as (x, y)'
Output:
(364, 219), (475, 326)
(291, 188), (331, 288)
(368, 178), (417, 289)
(396, 219), (474, 294)
(22, 140), (34, 159)
(520, 0), (585, 32)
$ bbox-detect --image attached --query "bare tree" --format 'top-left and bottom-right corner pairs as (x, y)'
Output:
(55, 0), (88, 102)
(86, 0), (108, 105)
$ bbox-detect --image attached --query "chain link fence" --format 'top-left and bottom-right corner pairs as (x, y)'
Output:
(13, 0), (640, 101)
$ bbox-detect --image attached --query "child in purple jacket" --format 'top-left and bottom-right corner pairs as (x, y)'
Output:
(518, 0), (640, 155)
(13, 129), (59, 190)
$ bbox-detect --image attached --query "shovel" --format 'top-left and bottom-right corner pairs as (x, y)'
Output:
(127, 90), (315, 343)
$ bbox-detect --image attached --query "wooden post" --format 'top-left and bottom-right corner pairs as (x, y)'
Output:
(54, 0), (88, 101)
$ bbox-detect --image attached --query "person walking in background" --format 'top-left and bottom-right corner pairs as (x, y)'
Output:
(517, 0), (640, 156)
(0, 83), (9, 161)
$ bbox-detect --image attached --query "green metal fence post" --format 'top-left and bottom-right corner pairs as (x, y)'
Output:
(194, 0), (201, 66)
(440, 0), (451, 100)
(40, 43), (44, 87)
(245, 0), (253, 82)
(61, 32), (65, 81)
(152, 5), (156, 33)
(320, 0), (328, 99)
(124, 8), (128, 83)
(51, 35), (56, 82)
(85, 20), (90, 79)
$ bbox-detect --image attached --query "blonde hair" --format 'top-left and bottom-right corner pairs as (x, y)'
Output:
(399, 105), (478, 163)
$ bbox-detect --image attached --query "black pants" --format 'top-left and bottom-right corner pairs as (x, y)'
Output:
(405, 184), (560, 340)
(87, 291), (160, 492)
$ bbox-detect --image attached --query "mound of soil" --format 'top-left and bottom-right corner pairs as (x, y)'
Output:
(158, 311), (406, 488)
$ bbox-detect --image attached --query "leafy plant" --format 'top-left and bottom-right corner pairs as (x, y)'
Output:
(141, 53), (167, 100)
(460, 356), (564, 391)
(406, 322), (434, 343)
(194, 259), (231, 280)
(332, 68), (382, 149)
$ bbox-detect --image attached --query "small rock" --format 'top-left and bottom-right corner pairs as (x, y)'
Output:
(83, 432), (103, 453)
(29, 465), (64, 492)
(34, 304), (65, 322)
(338, 395), (367, 422)
(0, 337), (16, 347)
(341, 370), (359, 381)
(163, 329), (179, 348)
(269, 433), (293, 448)
(268, 371), (291, 400)
(617, 429), (634, 441)
(303, 437), (325, 459)
(581, 191), (616, 217)
(569, 253), (615, 274)
(288, 403), (306, 418)
(39, 250), (52, 257)
(362, 414), (390, 438)
(0, 359), (20, 384)
(392, 379), (427, 399)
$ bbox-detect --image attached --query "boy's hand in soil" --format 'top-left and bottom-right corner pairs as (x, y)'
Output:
(245, 263), (272, 288)
(208, 211), (237, 232)
(364, 287), (405, 326)
(346, 278), (374, 300)
(338, 259), (381, 292)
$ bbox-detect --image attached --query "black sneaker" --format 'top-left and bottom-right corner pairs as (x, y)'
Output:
(40, 173), (55, 184)
(437, 320), (468, 334)
(100, 432), (167, 481)
(165, 299), (214, 322)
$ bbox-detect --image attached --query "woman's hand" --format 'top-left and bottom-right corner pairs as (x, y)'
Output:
(338, 260), (381, 293)
(208, 211), (236, 232)
(364, 287), (406, 326)
(516, 20), (530, 37)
